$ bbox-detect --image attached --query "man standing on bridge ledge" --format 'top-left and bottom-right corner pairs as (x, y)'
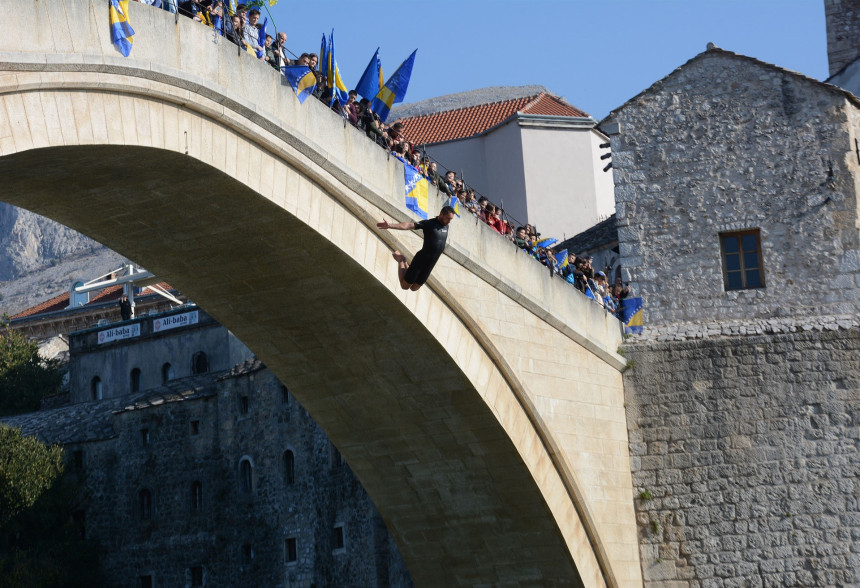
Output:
(377, 206), (456, 291)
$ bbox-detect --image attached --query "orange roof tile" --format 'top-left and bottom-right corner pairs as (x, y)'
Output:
(11, 292), (70, 319)
(395, 92), (590, 146)
(11, 282), (175, 320)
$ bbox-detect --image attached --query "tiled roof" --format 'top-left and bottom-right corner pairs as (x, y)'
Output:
(12, 291), (70, 319)
(395, 92), (591, 146)
(555, 214), (618, 257)
(11, 282), (175, 320)
(222, 357), (266, 379)
(1, 372), (223, 445)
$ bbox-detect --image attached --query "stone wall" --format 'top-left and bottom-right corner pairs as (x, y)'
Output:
(57, 365), (412, 587)
(826, 0), (860, 77)
(623, 328), (860, 587)
(606, 48), (860, 327)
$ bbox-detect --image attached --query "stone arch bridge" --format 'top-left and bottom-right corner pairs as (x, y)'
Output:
(0, 1), (640, 585)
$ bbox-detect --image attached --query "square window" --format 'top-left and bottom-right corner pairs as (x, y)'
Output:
(190, 420), (200, 435)
(139, 576), (153, 588)
(73, 450), (84, 470)
(333, 525), (344, 551)
(720, 230), (765, 291)
(242, 544), (253, 565)
(285, 537), (297, 563)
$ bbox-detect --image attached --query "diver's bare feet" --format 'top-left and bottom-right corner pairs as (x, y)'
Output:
(392, 250), (407, 263)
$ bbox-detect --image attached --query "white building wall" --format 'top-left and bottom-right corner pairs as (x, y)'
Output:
(590, 130), (617, 222)
(483, 121), (529, 226)
(424, 123), (529, 226)
(423, 137), (489, 193)
(425, 120), (615, 238)
(520, 125), (615, 239)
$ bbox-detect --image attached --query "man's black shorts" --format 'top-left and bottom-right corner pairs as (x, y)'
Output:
(403, 250), (439, 286)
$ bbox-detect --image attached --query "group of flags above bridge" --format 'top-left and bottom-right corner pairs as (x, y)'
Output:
(108, 0), (416, 118)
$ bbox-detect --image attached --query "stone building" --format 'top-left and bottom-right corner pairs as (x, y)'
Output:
(605, 45), (860, 330)
(4, 305), (412, 587)
(603, 45), (860, 586)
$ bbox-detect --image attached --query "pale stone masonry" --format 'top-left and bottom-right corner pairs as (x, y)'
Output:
(623, 330), (860, 587)
(0, 1), (639, 585)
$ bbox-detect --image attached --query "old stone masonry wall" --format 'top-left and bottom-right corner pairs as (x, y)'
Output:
(623, 327), (860, 587)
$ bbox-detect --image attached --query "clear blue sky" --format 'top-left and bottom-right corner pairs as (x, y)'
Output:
(266, 0), (827, 120)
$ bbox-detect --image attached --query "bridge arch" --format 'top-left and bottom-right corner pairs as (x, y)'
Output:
(0, 2), (640, 585)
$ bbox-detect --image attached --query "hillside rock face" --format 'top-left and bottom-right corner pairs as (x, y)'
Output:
(0, 203), (128, 316)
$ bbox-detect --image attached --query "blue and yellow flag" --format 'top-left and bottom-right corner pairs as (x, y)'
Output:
(282, 65), (316, 104)
(620, 297), (643, 334)
(319, 33), (327, 72)
(371, 49), (416, 122)
(536, 237), (558, 249)
(355, 48), (383, 101)
(255, 16), (268, 59)
(554, 249), (569, 268)
(404, 164), (429, 220)
(448, 196), (461, 217)
(109, 0), (134, 58)
(325, 30), (349, 106)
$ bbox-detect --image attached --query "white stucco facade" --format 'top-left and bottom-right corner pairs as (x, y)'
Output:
(425, 115), (615, 239)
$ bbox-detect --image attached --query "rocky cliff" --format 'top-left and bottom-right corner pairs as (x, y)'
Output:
(0, 203), (128, 316)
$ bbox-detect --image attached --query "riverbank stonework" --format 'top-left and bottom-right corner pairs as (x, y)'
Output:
(623, 327), (860, 587)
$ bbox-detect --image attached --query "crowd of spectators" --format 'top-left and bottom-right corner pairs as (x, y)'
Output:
(132, 0), (634, 320)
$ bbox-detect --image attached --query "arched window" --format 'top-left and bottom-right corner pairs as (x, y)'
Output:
(192, 352), (209, 375)
(91, 377), (103, 401)
(284, 451), (295, 485)
(191, 481), (203, 512)
(130, 368), (141, 393)
(139, 489), (152, 520)
(240, 458), (253, 494)
(161, 363), (173, 385)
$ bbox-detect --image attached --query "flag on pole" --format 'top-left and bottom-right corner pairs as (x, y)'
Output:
(325, 30), (349, 106)
(256, 16), (268, 59)
(554, 249), (569, 268)
(535, 237), (558, 248)
(355, 48), (383, 101)
(109, 0), (134, 57)
(371, 49), (416, 122)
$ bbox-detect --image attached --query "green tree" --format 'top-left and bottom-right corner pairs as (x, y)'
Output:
(0, 425), (64, 527)
(0, 428), (99, 586)
(0, 324), (63, 416)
